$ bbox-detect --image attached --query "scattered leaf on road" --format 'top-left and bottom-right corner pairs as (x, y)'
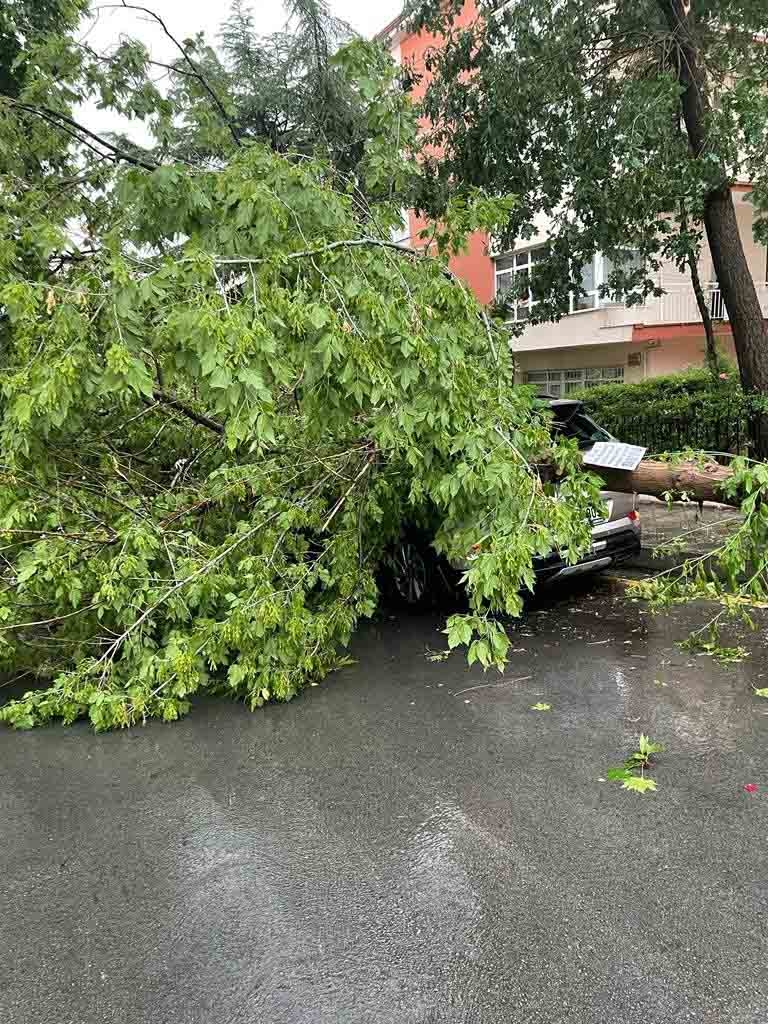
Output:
(620, 776), (657, 794)
(530, 702), (552, 711)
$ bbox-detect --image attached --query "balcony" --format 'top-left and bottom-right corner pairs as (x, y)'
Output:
(511, 280), (768, 353)
(646, 282), (768, 325)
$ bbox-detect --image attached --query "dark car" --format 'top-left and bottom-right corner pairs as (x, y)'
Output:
(381, 396), (642, 606)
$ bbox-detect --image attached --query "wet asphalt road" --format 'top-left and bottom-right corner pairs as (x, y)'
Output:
(3, 579), (768, 1024)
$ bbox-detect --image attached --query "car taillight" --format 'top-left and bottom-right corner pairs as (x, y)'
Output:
(628, 509), (640, 522)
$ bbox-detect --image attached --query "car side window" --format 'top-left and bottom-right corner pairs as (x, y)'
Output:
(552, 413), (614, 448)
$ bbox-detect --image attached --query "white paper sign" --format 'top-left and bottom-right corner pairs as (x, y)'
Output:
(583, 442), (647, 472)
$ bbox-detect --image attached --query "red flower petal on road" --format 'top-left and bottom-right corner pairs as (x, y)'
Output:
(744, 783), (759, 793)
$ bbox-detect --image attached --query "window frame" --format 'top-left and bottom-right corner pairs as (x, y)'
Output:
(494, 244), (548, 322)
(495, 248), (641, 319)
(524, 366), (625, 397)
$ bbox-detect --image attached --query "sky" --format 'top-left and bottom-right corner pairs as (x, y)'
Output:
(79, 0), (402, 139)
(81, 1), (402, 63)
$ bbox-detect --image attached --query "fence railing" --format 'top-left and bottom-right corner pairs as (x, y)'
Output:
(602, 406), (750, 461)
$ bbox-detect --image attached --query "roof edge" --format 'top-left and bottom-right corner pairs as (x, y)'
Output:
(374, 10), (407, 43)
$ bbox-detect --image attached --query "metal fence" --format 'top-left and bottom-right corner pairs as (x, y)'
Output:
(601, 406), (750, 460)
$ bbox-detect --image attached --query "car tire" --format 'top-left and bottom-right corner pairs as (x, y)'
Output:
(381, 537), (434, 608)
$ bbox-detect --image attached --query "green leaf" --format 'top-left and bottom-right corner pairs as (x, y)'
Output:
(16, 562), (40, 584)
(467, 639), (491, 667)
(209, 366), (233, 390)
(637, 734), (663, 756)
(445, 616), (473, 649)
(606, 767), (633, 782)
(126, 359), (154, 397)
(530, 702), (551, 711)
(620, 776), (658, 794)
(307, 305), (329, 330)
(754, 688), (768, 698)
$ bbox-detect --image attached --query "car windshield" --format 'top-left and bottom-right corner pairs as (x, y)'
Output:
(552, 411), (614, 449)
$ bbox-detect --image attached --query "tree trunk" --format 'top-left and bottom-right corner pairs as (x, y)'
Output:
(661, 0), (768, 455)
(703, 188), (768, 394)
(595, 458), (736, 506)
(686, 250), (718, 377)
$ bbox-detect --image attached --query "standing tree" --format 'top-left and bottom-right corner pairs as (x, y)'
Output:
(411, 0), (768, 451)
(218, 0), (366, 170)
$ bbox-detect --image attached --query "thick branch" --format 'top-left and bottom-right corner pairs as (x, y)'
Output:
(687, 250), (719, 376)
(679, 204), (718, 377)
(213, 237), (426, 266)
(6, 99), (158, 171)
(595, 458), (736, 506)
(151, 389), (224, 435)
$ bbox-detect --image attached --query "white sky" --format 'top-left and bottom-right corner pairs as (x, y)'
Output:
(82, 0), (402, 50)
(79, 1), (402, 139)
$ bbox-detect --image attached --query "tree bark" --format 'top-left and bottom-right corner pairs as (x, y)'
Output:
(686, 250), (718, 377)
(703, 189), (768, 392)
(595, 458), (736, 506)
(660, 0), (768, 454)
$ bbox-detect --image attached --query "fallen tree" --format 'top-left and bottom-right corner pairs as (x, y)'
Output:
(1, 19), (765, 732)
(0, 32), (609, 729)
(597, 459), (737, 507)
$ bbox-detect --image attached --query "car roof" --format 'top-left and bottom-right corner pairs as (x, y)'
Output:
(535, 393), (584, 416)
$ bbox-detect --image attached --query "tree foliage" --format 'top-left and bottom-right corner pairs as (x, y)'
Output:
(217, 0), (366, 169)
(0, 12), (602, 730)
(0, 0), (87, 98)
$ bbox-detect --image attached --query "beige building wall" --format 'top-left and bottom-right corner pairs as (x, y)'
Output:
(504, 190), (766, 384)
(514, 342), (641, 380)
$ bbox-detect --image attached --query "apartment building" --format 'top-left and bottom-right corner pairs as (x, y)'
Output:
(378, 7), (768, 397)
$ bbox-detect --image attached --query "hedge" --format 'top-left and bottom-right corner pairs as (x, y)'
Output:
(572, 369), (749, 456)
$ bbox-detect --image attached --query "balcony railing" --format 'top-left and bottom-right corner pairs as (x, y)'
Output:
(506, 281), (768, 342)
(647, 282), (768, 325)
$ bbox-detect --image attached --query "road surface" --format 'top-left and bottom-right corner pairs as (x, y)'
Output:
(2, 580), (768, 1023)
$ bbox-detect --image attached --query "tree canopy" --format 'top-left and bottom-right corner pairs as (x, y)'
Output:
(0, 8), (602, 729)
(3, 1), (768, 731)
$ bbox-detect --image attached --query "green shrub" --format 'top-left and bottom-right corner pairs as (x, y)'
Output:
(572, 369), (749, 455)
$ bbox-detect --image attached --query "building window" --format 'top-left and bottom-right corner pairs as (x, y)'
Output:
(525, 366), (624, 397)
(495, 248), (641, 319)
(390, 208), (411, 245)
(494, 244), (548, 321)
(570, 251), (642, 312)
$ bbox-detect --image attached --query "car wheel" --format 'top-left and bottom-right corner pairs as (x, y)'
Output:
(388, 539), (430, 607)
